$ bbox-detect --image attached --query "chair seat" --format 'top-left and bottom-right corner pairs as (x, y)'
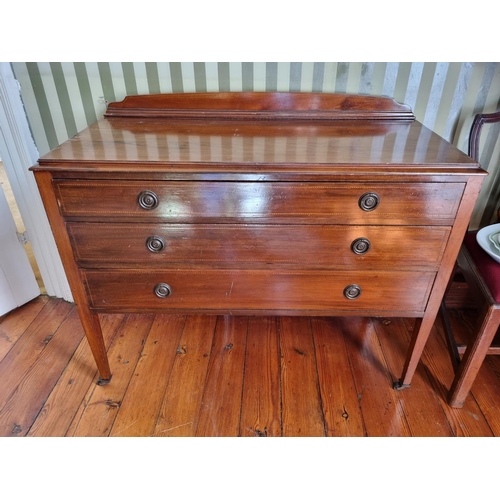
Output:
(463, 231), (500, 302)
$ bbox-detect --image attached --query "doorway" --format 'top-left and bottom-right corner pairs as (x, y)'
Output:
(0, 62), (72, 304)
(0, 159), (45, 294)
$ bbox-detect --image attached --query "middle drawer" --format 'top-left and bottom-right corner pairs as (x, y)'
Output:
(67, 223), (450, 271)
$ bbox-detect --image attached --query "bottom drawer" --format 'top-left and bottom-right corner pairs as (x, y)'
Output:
(82, 269), (435, 314)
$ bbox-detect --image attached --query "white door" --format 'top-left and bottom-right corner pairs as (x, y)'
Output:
(0, 183), (40, 315)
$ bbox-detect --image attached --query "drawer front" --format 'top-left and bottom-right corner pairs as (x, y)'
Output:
(83, 269), (435, 314)
(55, 180), (464, 225)
(69, 223), (450, 271)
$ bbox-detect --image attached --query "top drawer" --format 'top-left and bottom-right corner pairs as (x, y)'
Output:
(53, 180), (464, 225)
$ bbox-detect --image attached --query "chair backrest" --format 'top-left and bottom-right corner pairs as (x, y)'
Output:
(468, 111), (500, 224)
(468, 110), (500, 161)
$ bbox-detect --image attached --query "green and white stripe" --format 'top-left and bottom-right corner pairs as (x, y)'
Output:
(10, 62), (500, 228)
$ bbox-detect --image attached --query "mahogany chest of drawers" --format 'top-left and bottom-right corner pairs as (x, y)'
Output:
(32, 92), (486, 389)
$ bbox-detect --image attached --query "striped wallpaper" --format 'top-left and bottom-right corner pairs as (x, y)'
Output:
(10, 62), (500, 228)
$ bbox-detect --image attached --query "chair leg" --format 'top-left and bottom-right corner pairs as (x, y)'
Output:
(448, 306), (498, 408)
(440, 300), (461, 371)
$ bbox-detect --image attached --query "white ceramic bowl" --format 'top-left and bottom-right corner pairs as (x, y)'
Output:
(476, 223), (500, 264)
(489, 231), (500, 250)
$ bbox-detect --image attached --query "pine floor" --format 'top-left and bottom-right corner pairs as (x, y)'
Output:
(1, 295), (500, 437)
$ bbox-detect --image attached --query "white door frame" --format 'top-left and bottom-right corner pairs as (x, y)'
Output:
(0, 62), (72, 301)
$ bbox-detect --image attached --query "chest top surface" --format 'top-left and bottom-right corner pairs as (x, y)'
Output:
(35, 92), (480, 178)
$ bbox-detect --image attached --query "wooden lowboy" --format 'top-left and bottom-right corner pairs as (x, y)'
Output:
(31, 92), (485, 390)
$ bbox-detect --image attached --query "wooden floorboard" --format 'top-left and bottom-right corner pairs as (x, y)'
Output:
(373, 316), (454, 436)
(280, 316), (325, 437)
(27, 314), (125, 437)
(68, 314), (155, 437)
(312, 317), (365, 436)
(1, 296), (499, 437)
(110, 314), (186, 437)
(195, 316), (248, 437)
(153, 315), (217, 437)
(240, 316), (281, 437)
(342, 316), (411, 437)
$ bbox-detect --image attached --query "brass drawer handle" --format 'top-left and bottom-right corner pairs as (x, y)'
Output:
(351, 237), (371, 255)
(138, 190), (159, 210)
(359, 192), (380, 211)
(146, 235), (165, 253)
(154, 283), (172, 298)
(343, 284), (362, 300)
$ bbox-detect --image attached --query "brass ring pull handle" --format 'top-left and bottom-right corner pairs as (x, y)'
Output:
(343, 284), (362, 300)
(154, 283), (172, 298)
(358, 192), (380, 211)
(146, 235), (165, 253)
(138, 190), (159, 210)
(351, 237), (371, 255)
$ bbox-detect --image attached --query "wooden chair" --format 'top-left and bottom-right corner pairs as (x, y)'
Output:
(442, 110), (500, 408)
